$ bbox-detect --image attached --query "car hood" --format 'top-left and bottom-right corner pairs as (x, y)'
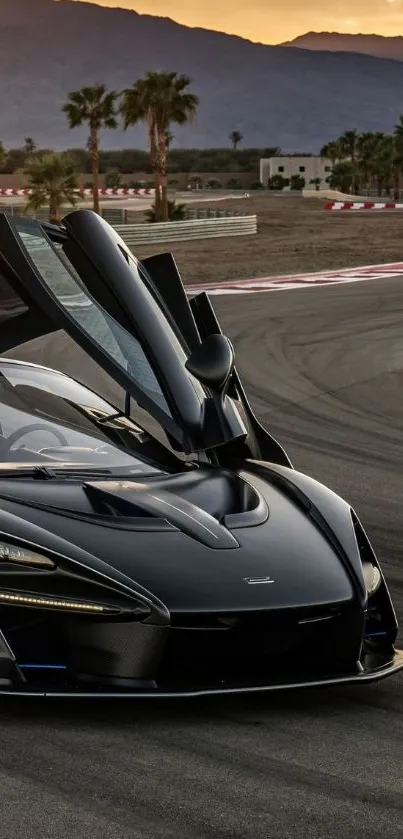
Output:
(0, 464), (357, 613)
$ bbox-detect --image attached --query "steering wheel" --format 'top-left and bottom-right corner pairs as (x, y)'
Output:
(5, 424), (69, 452)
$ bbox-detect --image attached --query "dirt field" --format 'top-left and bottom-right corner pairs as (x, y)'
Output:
(136, 194), (403, 284)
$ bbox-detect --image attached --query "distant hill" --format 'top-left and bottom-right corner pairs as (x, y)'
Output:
(1, 2), (403, 150)
(281, 32), (403, 62)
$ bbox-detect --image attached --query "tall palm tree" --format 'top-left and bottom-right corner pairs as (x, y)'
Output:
(121, 71), (199, 222)
(165, 131), (174, 151)
(120, 76), (161, 219)
(328, 161), (354, 193)
(393, 116), (403, 199)
(229, 130), (243, 149)
(62, 84), (118, 214)
(24, 153), (77, 223)
(356, 132), (388, 195)
(320, 139), (343, 165)
(154, 73), (199, 221)
(0, 141), (7, 171)
(374, 134), (394, 196)
(23, 137), (37, 156)
(337, 130), (360, 193)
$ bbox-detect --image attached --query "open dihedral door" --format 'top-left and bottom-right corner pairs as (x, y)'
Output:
(62, 209), (291, 466)
(0, 212), (242, 455)
(0, 210), (290, 465)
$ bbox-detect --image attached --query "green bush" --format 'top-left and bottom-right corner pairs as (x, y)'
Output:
(188, 176), (204, 189)
(268, 174), (289, 190)
(290, 174), (306, 190)
(145, 200), (187, 223)
(104, 168), (122, 189)
(309, 177), (321, 191)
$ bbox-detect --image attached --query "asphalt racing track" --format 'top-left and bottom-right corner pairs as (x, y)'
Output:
(3, 276), (403, 838)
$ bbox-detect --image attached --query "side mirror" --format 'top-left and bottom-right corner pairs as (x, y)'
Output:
(185, 334), (234, 392)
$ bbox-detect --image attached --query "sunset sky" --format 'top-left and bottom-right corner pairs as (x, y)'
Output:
(74, 0), (403, 43)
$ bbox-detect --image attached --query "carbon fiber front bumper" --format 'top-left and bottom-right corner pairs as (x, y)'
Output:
(2, 647), (403, 698)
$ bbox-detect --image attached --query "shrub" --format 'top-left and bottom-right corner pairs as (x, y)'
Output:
(189, 176), (204, 189)
(290, 174), (306, 190)
(145, 200), (187, 223)
(268, 174), (289, 190)
(104, 168), (122, 189)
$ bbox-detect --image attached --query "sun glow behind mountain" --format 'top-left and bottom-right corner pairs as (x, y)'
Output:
(71, 0), (403, 43)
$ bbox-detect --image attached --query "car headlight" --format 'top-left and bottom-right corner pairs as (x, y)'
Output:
(0, 541), (55, 569)
(362, 562), (382, 595)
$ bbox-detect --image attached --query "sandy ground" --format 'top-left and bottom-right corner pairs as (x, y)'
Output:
(135, 194), (403, 284)
(0, 192), (244, 212)
(4, 192), (402, 284)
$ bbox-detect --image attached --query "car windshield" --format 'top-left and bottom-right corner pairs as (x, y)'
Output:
(15, 225), (173, 416)
(0, 362), (169, 474)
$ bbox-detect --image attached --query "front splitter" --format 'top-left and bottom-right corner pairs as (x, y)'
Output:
(2, 648), (403, 698)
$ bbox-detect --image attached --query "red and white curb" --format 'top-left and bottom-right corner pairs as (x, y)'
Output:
(81, 188), (154, 198)
(325, 201), (403, 211)
(0, 188), (155, 198)
(186, 262), (403, 296)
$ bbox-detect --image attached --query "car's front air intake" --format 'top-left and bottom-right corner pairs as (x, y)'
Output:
(158, 605), (363, 690)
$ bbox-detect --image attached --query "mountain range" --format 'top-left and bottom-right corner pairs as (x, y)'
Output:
(1, 1), (403, 150)
(282, 32), (403, 62)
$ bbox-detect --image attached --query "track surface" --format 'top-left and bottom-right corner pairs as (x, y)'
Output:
(4, 277), (403, 838)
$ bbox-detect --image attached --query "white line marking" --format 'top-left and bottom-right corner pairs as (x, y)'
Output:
(185, 262), (403, 296)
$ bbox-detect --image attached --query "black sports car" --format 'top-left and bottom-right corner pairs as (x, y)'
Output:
(0, 208), (399, 697)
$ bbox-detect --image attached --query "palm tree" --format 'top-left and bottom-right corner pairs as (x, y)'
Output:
(229, 130), (243, 149)
(154, 73), (198, 220)
(120, 76), (161, 219)
(337, 130), (360, 193)
(165, 131), (174, 151)
(320, 139), (343, 165)
(62, 84), (118, 214)
(393, 116), (403, 199)
(120, 71), (199, 222)
(328, 161), (354, 194)
(24, 153), (78, 223)
(23, 137), (37, 156)
(374, 134), (394, 196)
(356, 132), (387, 195)
(0, 141), (7, 171)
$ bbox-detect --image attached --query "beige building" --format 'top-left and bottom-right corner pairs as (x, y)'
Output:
(260, 156), (332, 188)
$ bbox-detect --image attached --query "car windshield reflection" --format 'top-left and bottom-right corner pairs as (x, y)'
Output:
(0, 362), (167, 474)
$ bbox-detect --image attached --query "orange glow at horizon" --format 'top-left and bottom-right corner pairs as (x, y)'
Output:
(72, 0), (403, 43)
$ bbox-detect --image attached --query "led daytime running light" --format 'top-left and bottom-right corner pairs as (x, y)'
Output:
(0, 592), (105, 612)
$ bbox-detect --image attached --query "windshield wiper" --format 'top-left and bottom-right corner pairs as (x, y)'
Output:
(96, 410), (126, 425)
(0, 465), (114, 480)
(0, 466), (58, 479)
